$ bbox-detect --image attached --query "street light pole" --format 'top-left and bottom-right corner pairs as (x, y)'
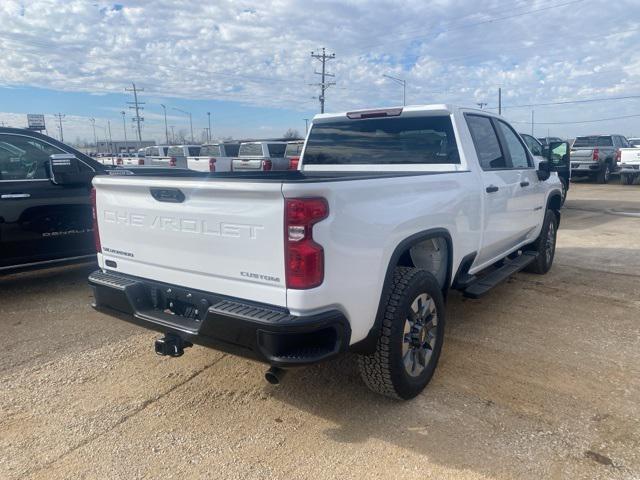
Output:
(121, 111), (127, 150)
(160, 104), (169, 145)
(383, 74), (406, 106)
(172, 107), (194, 143)
(90, 118), (97, 152)
(207, 112), (212, 142)
(304, 118), (309, 134)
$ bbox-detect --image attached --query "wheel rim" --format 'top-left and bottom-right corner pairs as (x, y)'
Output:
(561, 183), (566, 202)
(604, 165), (610, 181)
(402, 293), (438, 377)
(545, 220), (556, 264)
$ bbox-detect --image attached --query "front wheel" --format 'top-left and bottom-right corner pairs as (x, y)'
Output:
(358, 267), (445, 400)
(524, 209), (558, 274)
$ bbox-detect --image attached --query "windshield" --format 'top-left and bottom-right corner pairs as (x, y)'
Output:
(304, 115), (460, 165)
(573, 136), (613, 147)
(239, 143), (263, 156)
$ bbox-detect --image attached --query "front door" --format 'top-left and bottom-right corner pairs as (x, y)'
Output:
(0, 133), (95, 269)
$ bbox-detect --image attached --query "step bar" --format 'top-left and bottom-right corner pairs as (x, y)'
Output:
(462, 252), (537, 299)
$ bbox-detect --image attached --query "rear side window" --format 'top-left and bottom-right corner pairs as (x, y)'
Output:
(303, 115), (460, 165)
(267, 143), (286, 157)
(574, 136), (613, 147)
(466, 115), (506, 170)
(223, 144), (240, 156)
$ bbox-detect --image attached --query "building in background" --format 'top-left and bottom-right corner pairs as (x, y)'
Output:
(94, 140), (155, 154)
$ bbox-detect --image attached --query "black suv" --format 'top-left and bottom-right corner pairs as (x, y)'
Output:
(0, 127), (108, 273)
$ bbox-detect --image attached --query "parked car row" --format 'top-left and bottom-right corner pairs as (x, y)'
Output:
(93, 140), (303, 172)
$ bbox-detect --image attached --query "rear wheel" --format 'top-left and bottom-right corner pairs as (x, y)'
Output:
(622, 174), (634, 185)
(524, 209), (558, 274)
(358, 267), (445, 400)
(596, 162), (611, 184)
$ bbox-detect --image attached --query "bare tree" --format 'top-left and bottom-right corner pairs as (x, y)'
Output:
(283, 128), (301, 139)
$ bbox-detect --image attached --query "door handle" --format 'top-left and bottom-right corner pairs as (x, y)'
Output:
(520, 181), (530, 187)
(485, 185), (499, 193)
(1, 193), (31, 199)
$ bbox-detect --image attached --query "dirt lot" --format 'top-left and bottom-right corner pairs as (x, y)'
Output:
(1, 181), (639, 480)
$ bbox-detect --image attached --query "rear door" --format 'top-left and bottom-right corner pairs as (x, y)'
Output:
(0, 133), (95, 269)
(466, 114), (528, 266)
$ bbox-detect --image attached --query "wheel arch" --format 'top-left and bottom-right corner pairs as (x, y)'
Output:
(350, 228), (453, 354)
(547, 190), (563, 224)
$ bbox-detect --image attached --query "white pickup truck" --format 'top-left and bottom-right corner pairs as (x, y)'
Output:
(186, 143), (240, 172)
(619, 147), (640, 185)
(89, 105), (564, 399)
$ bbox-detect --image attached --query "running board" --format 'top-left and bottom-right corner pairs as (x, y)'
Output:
(463, 252), (537, 299)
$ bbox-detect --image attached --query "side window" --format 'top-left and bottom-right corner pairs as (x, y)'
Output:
(497, 121), (532, 169)
(621, 137), (630, 148)
(0, 134), (64, 181)
(522, 134), (542, 156)
(466, 115), (506, 170)
(267, 143), (286, 157)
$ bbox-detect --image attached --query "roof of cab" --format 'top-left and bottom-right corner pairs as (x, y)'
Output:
(311, 104), (501, 123)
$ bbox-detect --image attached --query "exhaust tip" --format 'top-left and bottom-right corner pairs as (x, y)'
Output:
(265, 366), (286, 385)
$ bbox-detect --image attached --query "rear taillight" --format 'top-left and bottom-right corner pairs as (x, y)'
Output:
(90, 187), (101, 253)
(288, 156), (300, 170)
(285, 198), (328, 289)
(116, 158), (123, 165)
(615, 149), (621, 162)
(209, 157), (217, 172)
(592, 148), (599, 161)
(169, 157), (177, 167)
(138, 158), (144, 165)
(262, 159), (272, 171)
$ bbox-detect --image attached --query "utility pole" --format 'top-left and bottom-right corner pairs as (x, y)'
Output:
(310, 48), (336, 113)
(531, 110), (535, 136)
(383, 74), (406, 106)
(125, 83), (144, 148)
(476, 102), (487, 109)
(160, 104), (169, 145)
(54, 113), (65, 142)
(169, 125), (175, 144)
(172, 107), (193, 143)
(207, 112), (212, 141)
(90, 117), (97, 151)
(498, 88), (502, 115)
(107, 120), (113, 153)
(121, 111), (128, 149)
(304, 118), (309, 134)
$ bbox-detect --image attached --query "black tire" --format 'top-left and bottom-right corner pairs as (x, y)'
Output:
(560, 180), (567, 206)
(596, 162), (611, 184)
(622, 174), (634, 186)
(524, 209), (558, 274)
(358, 267), (445, 400)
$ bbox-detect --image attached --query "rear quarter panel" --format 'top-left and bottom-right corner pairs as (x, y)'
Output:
(283, 172), (482, 344)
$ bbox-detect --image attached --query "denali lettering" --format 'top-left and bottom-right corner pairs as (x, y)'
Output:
(103, 210), (264, 239)
(240, 272), (281, 283)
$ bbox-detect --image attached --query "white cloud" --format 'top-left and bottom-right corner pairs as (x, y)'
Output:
(0, 0), (639, 138)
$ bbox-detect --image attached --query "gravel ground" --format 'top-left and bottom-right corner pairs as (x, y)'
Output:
(1, 181), (639, 480)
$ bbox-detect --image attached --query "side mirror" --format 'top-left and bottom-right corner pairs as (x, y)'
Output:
(537, 160), (551, 181)
(49, 154), (94, 185)
(546, 141), (570, 171)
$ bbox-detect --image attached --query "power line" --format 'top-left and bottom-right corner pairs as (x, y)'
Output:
(510, 113), (640, 125)
(125, 82), (144, 148)
(489, 94), (640, 110)
(310, 48), (336, 114)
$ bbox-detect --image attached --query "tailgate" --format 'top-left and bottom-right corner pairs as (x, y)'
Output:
(93, 176), (286, 306)
(233, 158), (265, 171)
(570, 148), (594, 160)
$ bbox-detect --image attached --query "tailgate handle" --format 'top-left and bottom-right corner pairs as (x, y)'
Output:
(150, 188), (185, 203)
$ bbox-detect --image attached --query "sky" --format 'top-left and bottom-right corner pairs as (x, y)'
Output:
(0, 0), (639, 144)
